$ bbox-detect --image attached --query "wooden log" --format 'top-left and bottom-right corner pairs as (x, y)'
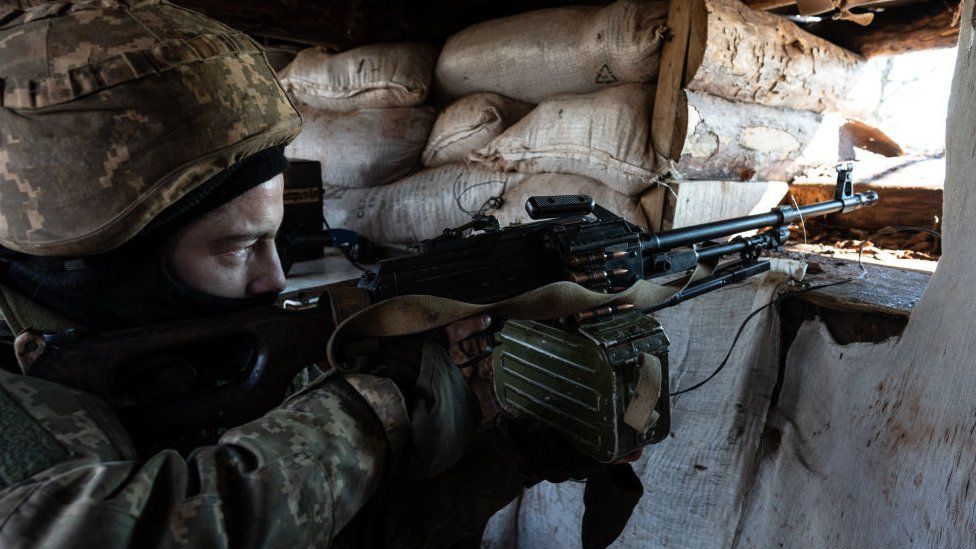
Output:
(803, 0), (962, 58)
(640, 179), (788, 231)
(685, 0), (864, 113)
(674, 90), (822, 181)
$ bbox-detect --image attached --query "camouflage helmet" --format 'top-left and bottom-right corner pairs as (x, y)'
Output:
(0, 0), (302, 256)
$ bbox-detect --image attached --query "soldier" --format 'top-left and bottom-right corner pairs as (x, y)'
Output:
(0, 1), (629, 547)
(0, 1), (523, 546)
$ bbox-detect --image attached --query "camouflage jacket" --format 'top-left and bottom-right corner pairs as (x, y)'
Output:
(0, 352), (410, 548)
(0, 288), (529, 548)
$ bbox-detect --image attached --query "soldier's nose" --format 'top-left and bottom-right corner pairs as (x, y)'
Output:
(248, 251), (287, 296)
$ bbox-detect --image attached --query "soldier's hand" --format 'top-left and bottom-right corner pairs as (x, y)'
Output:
(444, 315), (499, 425)
(444, 314), (492, 366)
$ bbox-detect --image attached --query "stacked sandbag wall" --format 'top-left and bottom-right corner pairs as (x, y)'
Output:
(278, 0), (864, 247)
(279, 0), (669, 247)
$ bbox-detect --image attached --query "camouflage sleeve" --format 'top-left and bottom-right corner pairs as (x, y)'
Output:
(0, 369), (409, 548)
(332, 425), (534, 548)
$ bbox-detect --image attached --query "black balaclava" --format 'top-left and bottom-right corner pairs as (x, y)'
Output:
(0, 146), (289, 332)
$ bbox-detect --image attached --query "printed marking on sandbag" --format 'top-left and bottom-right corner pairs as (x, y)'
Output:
(596, 63), (619, 85)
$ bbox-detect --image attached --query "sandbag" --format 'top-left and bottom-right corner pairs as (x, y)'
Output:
(280, 43), (436, 110)
(285, 103), (436, 188)
(422, 93), (533, 168)
(494, 174), (648, 229)
(470, 84), (663, 197)
(322, 164), (529, 244)
(435, 0), (667, 103)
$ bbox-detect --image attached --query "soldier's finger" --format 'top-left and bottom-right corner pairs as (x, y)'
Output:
(459, 334), (480, 357)
(449, 343), (472, 365)
(459, 333), (492, 357)
(445, 315), (491, 345)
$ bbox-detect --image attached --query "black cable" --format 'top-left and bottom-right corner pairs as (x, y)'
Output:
(322, 215), (369, 273)
(668, 225), (941, 397)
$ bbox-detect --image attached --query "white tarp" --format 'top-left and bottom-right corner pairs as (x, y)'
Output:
(734, 2), (976, 546)
(484, 1), (975, 546)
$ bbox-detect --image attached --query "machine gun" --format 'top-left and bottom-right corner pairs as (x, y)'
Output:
(356, 165), (875, 461)
(16, 167), (876, 459)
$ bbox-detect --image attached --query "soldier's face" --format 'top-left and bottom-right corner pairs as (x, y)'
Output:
(167, 175), (287, 298)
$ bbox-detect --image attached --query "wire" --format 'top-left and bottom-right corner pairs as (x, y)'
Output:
(322, 215), (369, 273)
(668, 225), (941, 397)
(789, 193), (807, 246)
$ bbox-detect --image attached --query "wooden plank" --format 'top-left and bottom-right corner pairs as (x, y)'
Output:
(651, 0), (701, 162)
(639, 185), (667, 231)
(784, 251), (931, 318)
(641, 180), (788, 232)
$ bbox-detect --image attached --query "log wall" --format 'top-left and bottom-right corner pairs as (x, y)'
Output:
(685, 0), (865, 113)
(675, 91), (822, 181)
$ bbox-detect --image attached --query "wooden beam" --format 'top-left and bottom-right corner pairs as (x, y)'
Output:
(783, 252), (931, 318)
(641, 180), (789, 232)
(802, 0), (962, 58)
(651, 0), (703, 162)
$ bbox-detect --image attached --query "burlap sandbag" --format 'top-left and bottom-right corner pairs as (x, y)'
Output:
(286, 103), (435, 188)
(494, 174), (648, 229)
(422, 93), (532, 168)
(469, 84), (664, 197)
(322, 164), (528, 244)
(280, 43), (436, 111)
(434, 0), (667, 103)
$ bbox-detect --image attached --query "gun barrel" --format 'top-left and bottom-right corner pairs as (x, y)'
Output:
(644, 190), (878, 252)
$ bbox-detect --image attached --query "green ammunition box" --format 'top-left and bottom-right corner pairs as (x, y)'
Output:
(492, 312), (670, 463)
